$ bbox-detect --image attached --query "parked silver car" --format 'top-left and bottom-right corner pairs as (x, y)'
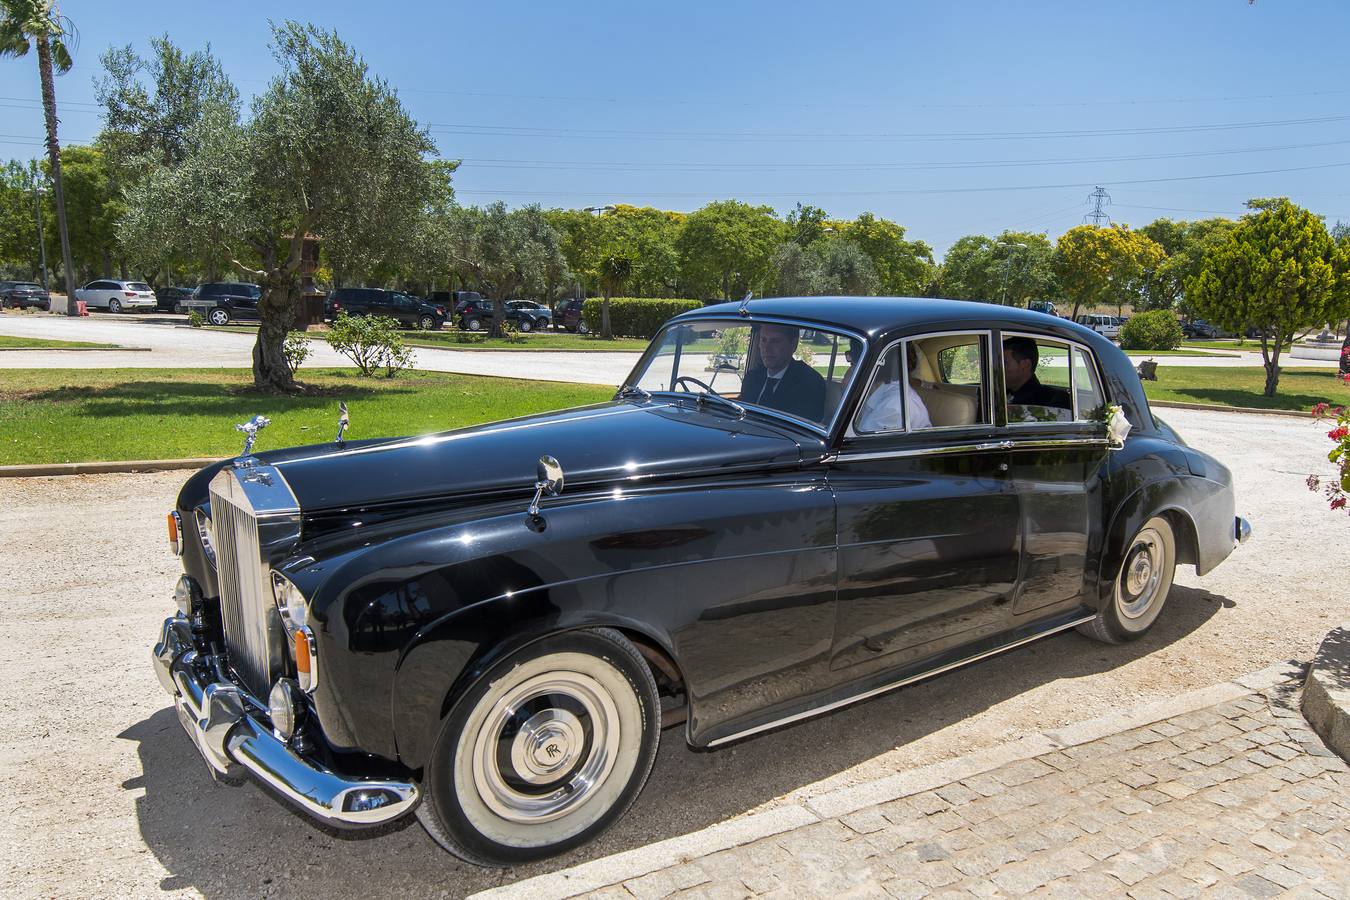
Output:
(75, 279), (157, 312)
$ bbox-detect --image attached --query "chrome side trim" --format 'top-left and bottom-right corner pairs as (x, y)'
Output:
(833, 441), (1012, 463)
(705, 613), (1098, 747)
(1008, 437), (1110, 450)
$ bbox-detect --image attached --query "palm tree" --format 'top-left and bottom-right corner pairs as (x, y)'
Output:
(1, 0), (78, 315)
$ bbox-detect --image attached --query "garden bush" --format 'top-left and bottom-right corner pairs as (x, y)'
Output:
(1119, 309), (1183, 351)
(325, 312), (414, 377)
(283, 331), (312, 375)
(581, 297), (702, 339)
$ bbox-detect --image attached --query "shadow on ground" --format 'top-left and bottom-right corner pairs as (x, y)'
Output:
(120, 584), (1229, 898)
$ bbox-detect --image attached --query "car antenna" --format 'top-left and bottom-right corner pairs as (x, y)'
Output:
(738, 291), (753, 318)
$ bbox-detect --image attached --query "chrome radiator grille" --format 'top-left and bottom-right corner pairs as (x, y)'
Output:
(207, 466), (301, 700)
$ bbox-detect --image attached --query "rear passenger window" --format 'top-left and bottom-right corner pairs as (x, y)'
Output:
(903, 334), (991, 429)
(1003, 334), (1105, 424)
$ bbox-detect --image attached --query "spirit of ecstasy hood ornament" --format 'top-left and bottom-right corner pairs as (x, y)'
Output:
(235, 415), (271, 458)
(335, 402), (349, 445)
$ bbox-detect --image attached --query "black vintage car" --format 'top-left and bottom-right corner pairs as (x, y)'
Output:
(151, 297), (1248, 866)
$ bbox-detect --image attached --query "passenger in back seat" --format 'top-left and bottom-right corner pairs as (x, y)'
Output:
(856, 343), (932, 432)
(1003, 336), (1071, 411)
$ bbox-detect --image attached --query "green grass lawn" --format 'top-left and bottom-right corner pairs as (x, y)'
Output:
(1180, 339), (1291, 351)
(207, 324), (649, 352)
(0, 335), (120, 350)
(1144, 366), (1347, 412)
(0, 368), (615, 465)
(1120, 348), (1239, 357)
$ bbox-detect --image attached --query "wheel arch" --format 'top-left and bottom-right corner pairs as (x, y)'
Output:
(391, 599), (686, 775)
(1097, 477), (1200, 607)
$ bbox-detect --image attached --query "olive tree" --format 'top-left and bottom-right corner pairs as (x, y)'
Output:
(1189, 198), (1350, 396)
(120, 22), (440, 392)
(445, 202), (568, 338)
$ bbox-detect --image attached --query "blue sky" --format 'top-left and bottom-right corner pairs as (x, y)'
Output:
(4, 0), (1349, 256)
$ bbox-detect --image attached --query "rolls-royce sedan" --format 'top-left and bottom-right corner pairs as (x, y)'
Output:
(151, 297), (1249, 865)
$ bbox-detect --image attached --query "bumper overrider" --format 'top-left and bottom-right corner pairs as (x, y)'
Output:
(152, 614), (419, 827)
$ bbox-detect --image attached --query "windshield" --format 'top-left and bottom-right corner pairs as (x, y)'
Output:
(627, 318), (862, 428)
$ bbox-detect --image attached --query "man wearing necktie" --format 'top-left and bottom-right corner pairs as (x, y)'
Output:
(739, 323), (827, 422)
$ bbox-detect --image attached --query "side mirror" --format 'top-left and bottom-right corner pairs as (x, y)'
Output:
(528, 455), (564, 518)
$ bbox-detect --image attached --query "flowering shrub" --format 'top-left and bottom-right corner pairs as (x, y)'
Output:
(1307, 349), (1350, 513)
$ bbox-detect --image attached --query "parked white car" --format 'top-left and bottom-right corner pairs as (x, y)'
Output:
(1075, 313), (1120, 340)
(75, 279), (157, 313)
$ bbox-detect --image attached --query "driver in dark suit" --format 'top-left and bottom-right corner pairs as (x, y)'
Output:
(740, 323), (827, 422)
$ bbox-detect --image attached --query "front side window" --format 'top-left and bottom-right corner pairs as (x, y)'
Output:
(628, 319), (859, 428)
(1003, 334), (1104, 424)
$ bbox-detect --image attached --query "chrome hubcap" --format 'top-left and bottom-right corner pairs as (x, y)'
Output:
(1118, 529), (1164, 619)
(471, 671), (621, 824)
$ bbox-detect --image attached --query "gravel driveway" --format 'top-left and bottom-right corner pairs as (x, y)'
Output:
(2, 407), (1347, 898)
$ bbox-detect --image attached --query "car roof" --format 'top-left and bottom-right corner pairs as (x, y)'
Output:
(682, 296), (1095, 340)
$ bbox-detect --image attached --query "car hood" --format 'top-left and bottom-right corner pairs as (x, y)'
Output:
(264, 400), (818, 514)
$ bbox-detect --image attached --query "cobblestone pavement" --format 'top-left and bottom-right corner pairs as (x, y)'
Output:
(591, 681), (1349, 899)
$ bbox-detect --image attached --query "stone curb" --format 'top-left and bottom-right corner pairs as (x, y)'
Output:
(0, 458), (219, 478)
(469, 660), (1305, 900)
(0, 346), (151, 352)
(1147, 400), (1313, 418)
(1301, 622), (1350, 764)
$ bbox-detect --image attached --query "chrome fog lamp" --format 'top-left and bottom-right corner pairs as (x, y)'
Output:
(173, 575), (202, 616)
(270, 570), (309, 634)
(269, 678), (301, 740)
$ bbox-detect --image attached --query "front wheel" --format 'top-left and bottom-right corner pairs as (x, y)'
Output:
(207, 308), (231, 326)
(416, 628), (660, 866)
(419, 315), (436, 330)
(518, 317), (533, 333)
(1079, 516), (1176, 644)
(577, 321), (590, 335)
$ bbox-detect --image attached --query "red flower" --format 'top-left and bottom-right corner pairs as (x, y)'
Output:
(1343, 372), (1350, 383)
(1313, 402), (1329, 417)
(1332, 497), (1347, 510)
(1328, 426), (1349, 441)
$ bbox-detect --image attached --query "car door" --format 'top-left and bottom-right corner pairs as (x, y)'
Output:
(85, 281), (115, 308)
(828, 330), (1021, 680)
(226, 284), (259, 319)
(999, 330), (1111, 616)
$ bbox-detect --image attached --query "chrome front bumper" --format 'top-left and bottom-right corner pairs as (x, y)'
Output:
(1235, 516), (1252, 545)
(152, 615), (419, 827)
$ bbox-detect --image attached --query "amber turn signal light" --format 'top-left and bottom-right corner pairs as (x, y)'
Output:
(167, 511), (183, 556)
(295, 631), (311, 676)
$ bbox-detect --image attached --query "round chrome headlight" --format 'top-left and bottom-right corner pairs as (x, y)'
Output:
(195, 508), (216, 567)
(270, 571), (308, 633)
(269, 678), (300, 740)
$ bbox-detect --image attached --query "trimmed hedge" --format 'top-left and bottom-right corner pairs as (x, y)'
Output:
(581, 297), (703, 339)
(1119, 309), (1184, 351)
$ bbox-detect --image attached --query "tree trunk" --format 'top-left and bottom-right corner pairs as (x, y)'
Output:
(119, 258), (128, 280)
(490, 297), (505, 338)
(101, 248), (112, 278)
(35, 36), (78, 316)
(246, 227), (311, 393)
(1259, 331), (1284, 397)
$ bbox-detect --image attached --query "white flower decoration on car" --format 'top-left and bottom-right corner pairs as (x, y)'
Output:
(1106, 404), (1132, 448)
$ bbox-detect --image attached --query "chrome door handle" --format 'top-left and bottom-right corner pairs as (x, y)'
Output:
(975, 440), (1013, 451)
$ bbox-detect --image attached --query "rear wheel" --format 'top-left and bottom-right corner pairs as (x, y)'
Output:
(108, 298), (123, 313)
(416, 628), (660, 866)
(207, 308), (231, 326)
(1078, 516), (1176, 644)
(466, 317), (482, 332)
(577, 320), (590, 335)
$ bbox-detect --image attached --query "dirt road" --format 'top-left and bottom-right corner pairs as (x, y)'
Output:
(2, 407), (1346, 898)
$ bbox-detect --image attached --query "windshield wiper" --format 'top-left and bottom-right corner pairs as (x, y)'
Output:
(615, 384), (651, 402)
(695, 390), (745, 418)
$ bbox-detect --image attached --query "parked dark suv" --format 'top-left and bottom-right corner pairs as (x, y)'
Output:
(0, 281), (50, 310)
(185, 282), (263, 325)
(560, 298), (590, 334)
(156, 286), (195, 313)
(326, 288), (447, 329)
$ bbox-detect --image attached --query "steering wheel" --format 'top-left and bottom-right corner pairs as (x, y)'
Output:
(673, 375), (715, 394)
